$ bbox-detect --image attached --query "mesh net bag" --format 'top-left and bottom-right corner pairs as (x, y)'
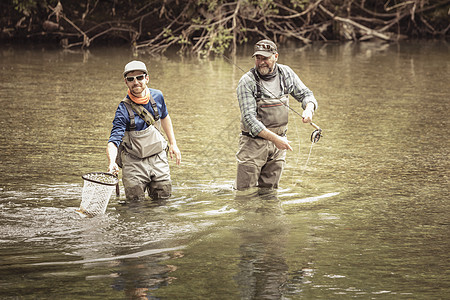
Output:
(77, 172), (118, 217)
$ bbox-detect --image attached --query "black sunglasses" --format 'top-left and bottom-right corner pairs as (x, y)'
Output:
(125, 74), (146, 82)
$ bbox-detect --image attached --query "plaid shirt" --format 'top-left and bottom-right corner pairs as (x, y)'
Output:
(237, 63), (318, 137)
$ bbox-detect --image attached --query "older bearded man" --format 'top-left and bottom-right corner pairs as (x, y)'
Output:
(235, 39), (318, 191)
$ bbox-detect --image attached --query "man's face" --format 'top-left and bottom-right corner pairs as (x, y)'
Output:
(255, 53), (278, 75)
(124, 71), (148, 96)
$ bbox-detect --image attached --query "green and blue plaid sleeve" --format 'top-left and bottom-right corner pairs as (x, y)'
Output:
(236, 72), (266, 137)
(280, 64), (318, 110)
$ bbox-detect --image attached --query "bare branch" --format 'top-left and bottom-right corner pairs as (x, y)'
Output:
(319, 4), (392, 41)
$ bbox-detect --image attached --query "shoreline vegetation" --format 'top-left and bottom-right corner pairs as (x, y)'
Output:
(2, 0), (449, 56)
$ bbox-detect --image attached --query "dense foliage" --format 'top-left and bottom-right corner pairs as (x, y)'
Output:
(2, 0), (449, 56)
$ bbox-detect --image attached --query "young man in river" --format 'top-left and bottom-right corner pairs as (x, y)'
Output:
(235, 39), (318, 190)
(107, 60), (181, 201)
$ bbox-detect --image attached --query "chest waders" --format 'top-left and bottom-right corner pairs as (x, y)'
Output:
(241, 66), (290, 137)
(235, 67), (290, 190)
(117, 95), (172, 202)
(119, 96), (167, 163)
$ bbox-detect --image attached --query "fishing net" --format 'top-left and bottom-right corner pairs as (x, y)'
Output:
(77, 172), (118, 217)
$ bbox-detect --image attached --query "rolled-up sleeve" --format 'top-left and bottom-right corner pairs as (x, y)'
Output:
(236, 73), (266, 137)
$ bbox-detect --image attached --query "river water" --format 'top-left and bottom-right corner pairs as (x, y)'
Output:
(0, 41), (448, 299)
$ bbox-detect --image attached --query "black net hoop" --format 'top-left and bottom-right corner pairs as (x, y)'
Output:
(81, 172), (118, 186)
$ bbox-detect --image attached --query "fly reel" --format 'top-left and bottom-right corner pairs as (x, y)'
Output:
(309, 122), (323, 144)
(311, 129), (322, 143)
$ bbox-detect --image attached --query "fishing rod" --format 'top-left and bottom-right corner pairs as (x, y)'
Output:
(222, 54), (322, 143)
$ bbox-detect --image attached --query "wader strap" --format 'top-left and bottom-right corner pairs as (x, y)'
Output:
(123, 101), (136, 130)
(250, 68), (262, 99)
(122, 95), (160, 128)
(149, 94), (160, 121)
(278, 67), (289, 95)
(241, 129), (286, 139)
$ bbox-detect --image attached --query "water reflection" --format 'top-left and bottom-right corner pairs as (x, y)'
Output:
(115, 253), (181, 300)
(234, 190), (288, 299)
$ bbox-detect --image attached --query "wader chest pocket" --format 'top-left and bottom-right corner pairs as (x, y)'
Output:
(257, 98), (289, 128)
(123, 125), (167, 159)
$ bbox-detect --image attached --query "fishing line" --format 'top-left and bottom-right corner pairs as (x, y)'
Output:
(290, 111), (316, 185)
(303, 141), (315, 170)
(291, 111), (301, 185)
(222, 54), (323, 144)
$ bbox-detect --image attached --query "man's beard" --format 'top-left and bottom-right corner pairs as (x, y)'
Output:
(131, 85), (144, 94)
(257, 64), (272, 75)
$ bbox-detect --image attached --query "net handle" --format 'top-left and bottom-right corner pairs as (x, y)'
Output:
(82, 172), (118, 186)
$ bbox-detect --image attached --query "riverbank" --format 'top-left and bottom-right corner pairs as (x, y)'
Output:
(3, 0), (449, 57)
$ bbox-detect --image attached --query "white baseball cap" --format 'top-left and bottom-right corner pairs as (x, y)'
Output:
(123, 60), (148, 77)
